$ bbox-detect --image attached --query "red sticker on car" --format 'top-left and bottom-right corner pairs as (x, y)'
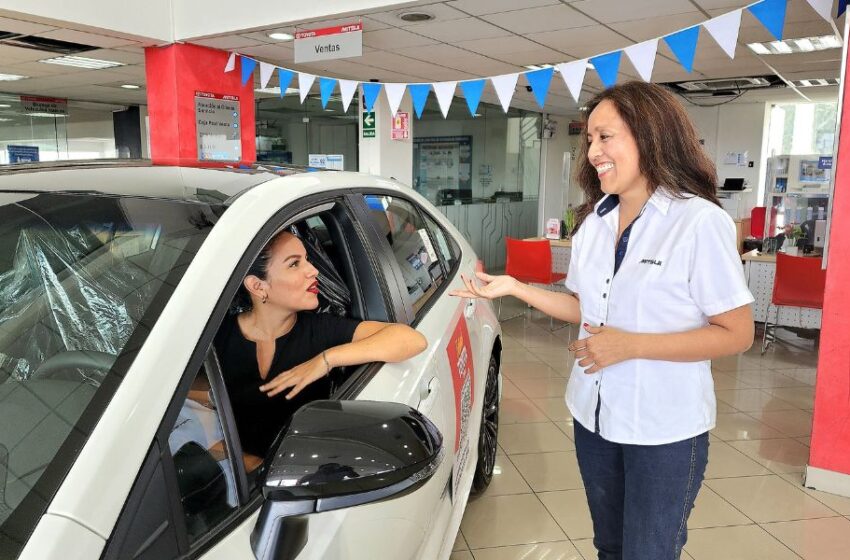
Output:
(447, 318), (475, 453)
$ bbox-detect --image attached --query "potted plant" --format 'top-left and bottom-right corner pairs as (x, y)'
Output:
(563, 205), (576, 240)
(782, 223), (803, 256)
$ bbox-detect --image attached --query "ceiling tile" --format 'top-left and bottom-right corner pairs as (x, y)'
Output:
(446, 0), (560, 16)
(366, 4), (468, 28)
(405, 17), (510, 42)
(481, 4), (596, 34)
(192, 36), (266, 50)
(530, 25), (627, 53)
(84, 48), (145, 65)
(692, 0), (752, 9)
(570, 0), (699, 24)
(34, 29), (135, 49)
(0, 16), (56, 35)
(493, 47), (572, 66)
(609, 12), (707, 42)
(237, 43), (295, 63)
(363, 27), (439, 49)
(0, 44), (56, 62)
(455, 35), (543, 56)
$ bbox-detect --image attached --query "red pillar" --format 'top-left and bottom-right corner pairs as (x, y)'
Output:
(144, 43), (255, 166)
(808, 46), (850, 490)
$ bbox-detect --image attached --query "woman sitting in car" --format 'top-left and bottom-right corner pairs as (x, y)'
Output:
(214, 229), (427, 460)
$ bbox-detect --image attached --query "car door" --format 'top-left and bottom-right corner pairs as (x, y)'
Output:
(102, 191), (449, 560)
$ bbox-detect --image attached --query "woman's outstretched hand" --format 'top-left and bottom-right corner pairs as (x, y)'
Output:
(450, 272), (518, 300)
(259, 354), (328, 400)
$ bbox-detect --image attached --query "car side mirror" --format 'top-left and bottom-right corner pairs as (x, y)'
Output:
(250, 400), (443, 560)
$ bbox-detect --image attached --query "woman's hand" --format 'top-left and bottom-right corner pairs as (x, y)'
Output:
(260, 353), (329, 399)
(568, 325), (638, 374)
(449, 272), (518, 300)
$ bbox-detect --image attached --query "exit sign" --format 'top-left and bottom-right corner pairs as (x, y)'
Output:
(362, 111), (376, 138)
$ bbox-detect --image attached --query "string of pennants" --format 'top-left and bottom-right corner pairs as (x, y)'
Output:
(226, 0), (835, 119)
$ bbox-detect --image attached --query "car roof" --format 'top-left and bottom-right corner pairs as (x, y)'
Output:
(0, 159), (317, 204)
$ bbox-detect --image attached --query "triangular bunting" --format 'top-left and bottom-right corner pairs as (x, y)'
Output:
(298, 73), (316, 103)
(703, 10), (742, 59)
(664, 26), (700, 73)
(339, 79), (358, 113)
(491, 73), (519, 113)
(362, 83), (382, 112)
(320, 77), (336, 109)
(409, 84), (431, 118)
(590, 52), (622, 89)
(840, 0), (848, 18)
(805, 0), (833, 22)
(624, 39), (658, 82)
(277, 68), (294, 97)
(556, 60), (587, 102)
(433, 81), (457, 118)
(240, 57), (257, 86)
(749, 0), (787, 42)
(459, 80), (485, 116)
(259, 62), (275, 89)
(525, 67), (555, 108)
(385, 83), (407, 116)
(224, 52), (236, 72)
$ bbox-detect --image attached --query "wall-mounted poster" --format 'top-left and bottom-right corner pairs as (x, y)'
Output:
(799, 159), (830, 183)
(413, 135), (472, 203)
(195, 91), (241, 162)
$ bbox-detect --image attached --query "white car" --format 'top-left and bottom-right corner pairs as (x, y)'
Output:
(0, 162), (503, 560)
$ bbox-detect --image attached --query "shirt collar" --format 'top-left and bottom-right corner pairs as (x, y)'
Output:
(594, 188), (673, 217)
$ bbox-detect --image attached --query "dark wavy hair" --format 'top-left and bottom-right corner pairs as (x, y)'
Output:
(231, 229), (292, 313)
(573, 81), (720, 232)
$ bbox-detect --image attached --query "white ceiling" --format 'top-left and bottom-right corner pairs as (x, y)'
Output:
(0, 0), (844, 114)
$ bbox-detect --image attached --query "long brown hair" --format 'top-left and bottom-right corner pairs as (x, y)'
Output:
(573, 81), (719, 232)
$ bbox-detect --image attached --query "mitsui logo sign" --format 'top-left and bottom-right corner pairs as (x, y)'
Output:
(294, 23), (363, 64)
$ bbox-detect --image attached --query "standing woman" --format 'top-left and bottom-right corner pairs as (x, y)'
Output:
(451, 81), (754, 559)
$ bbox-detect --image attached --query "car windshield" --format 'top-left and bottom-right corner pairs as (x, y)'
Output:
(0, 191), (220, 554)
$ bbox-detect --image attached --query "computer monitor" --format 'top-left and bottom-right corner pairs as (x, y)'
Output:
(721, 178), (745, 191)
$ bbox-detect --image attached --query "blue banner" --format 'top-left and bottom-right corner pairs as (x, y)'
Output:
(525, 68), (554, 109)
(664, 26), (700, 73)
(320, 77), (336, 108)
(277, 68), (294, 97)
(409, 84), (431, 118)
(7, 145), (39, 163)
(841, 0), (848, 18)
(362, 83), (382, 113)
(590, 51), (622, 89)
(749, 0), (787, 41)
(240, 57), (257, 86)
(459, 80), (485, 117)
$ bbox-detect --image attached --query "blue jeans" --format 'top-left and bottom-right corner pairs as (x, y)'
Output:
(573, 421), (709, 560)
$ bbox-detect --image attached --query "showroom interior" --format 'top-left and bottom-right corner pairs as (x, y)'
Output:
(0, 0), (850, 559)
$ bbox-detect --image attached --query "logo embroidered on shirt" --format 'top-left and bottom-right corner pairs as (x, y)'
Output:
(639, 259), (663, 266)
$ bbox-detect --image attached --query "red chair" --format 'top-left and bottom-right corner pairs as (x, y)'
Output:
(761, 252), (827, 353)
(502, 237), (567, 331)
(750, 207), (766, 238)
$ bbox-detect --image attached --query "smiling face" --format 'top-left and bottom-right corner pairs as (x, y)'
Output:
(245, 232), (320, 312)
(586, 99), (650, 200)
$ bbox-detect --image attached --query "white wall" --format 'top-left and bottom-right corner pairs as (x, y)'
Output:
(358, 92), (413, 186)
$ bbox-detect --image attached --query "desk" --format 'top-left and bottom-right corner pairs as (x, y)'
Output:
(741, 249), (822, 329)
(525, 237), (572, 292)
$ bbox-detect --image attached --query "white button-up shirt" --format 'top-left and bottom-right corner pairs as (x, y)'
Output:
(565, 190), (754, 445)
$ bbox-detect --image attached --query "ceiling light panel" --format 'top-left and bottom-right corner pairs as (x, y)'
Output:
(39, 55), (125, 69)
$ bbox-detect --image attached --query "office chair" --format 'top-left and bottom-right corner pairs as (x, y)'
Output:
(761, 252), (827, 354)
(501, 237), (568, 332)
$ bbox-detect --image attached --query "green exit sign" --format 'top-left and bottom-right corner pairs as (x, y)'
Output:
(362, 111), (376, 138)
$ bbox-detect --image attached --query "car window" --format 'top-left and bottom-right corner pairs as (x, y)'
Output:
(168, 364), (240, 544)
(362, 195), (445, 315)
(421, 210), (459, 274)
(0, 192), (218, 555)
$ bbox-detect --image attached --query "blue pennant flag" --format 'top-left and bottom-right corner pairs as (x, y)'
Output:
(525, 68), (554, 108)
(320, 77), (336, 109)
(240, 58), (257, 86)
(278, 69), (294, 97)
(841, 0), (848, 18)
(590, 51), (622, 89)
(459, 80), (485, 116)
(362, 83), (382, 112)
(749, 0), (787, 41)
(409, 84), (431, 118)
(664, 26), (700, 73)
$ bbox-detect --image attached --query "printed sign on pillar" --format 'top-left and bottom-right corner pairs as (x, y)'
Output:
(391, 111), (410, 140)
(195, 91), (241, 162)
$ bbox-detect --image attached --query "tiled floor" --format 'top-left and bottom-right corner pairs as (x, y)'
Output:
(452, 306), (850, 560)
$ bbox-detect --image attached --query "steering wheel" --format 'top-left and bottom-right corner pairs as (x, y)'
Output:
(32, 350), (117, 378)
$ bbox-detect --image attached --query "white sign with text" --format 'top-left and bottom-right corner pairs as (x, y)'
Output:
(295, 23), (362, 64)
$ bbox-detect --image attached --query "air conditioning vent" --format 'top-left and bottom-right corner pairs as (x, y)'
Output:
(0, 34), (97, 55)
(790, 78), (840, 87)
(0, 31), (20, 41)
(665, 75), (785, 94)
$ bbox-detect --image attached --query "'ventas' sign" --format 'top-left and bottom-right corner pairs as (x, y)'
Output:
(294, 23), (363, 64)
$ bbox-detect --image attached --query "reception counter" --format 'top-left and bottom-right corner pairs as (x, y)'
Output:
(742, 249), (822, 329)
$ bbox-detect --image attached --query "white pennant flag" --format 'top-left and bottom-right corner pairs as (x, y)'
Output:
(298, 73), (316, 103)
(556, 60), (587, 103)
(624, 39), (658, 82)
(224, 52), (236, 72)
(703, 9), (742, 59)
(805, 0), (833, 21)
(384, 83), (407, 117)
(339, 79), (358, 113)
(433, 81), (457, 118)
(259, 62), (275, 89)
(491, 73), (519, 113)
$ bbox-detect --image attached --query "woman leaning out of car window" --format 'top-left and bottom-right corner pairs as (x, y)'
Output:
(214, 230), (427, 458)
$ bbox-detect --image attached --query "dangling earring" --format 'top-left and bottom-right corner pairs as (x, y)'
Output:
(261, 293), (268, 304)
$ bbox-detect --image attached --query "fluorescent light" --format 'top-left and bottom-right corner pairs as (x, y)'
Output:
(771, 41), (793, 54)
(748, 35), (843, 55)
(0, 73), (28, 81)
(27, 112), (66, 118)
(268, 32), (294, 41)
(524, 63), (554, 71)
(120, 84), (140, 89)
(40, 55), (125, 69)
(747, 42), (770, 55)
(0, 104), (11, 108)
(255, 86), (299, 95)
(794, 38), (815, 52)
(0, 118), (12, 122)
